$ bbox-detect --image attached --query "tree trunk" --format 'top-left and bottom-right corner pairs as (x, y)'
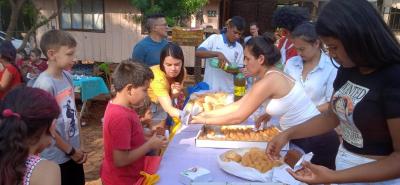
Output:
(5, 0), (27, 40)
(18, 11), (59, 52)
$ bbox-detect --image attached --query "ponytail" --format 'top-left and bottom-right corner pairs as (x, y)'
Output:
(0, 86), (60, 185)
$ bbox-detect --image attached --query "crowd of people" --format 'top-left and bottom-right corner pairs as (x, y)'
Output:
(0, 0), (399, 185)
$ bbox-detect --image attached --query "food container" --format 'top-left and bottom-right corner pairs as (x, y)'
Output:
(179, 167), (213, 185)
(195, 125), (289, 150)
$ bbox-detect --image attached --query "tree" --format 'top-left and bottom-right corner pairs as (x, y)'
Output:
(130, 0), (208, 26)
(1, 0), (75, 51)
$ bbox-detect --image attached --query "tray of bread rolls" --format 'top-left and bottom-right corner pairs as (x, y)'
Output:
(195, 125), (289, 150)
(184, 92), (233, 115)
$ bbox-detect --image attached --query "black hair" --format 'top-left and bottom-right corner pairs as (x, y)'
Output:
(159, 43), (185, 83)
(145, 13), (166, 32)
(0, 86), (60, 185)
(291, 22), (318, 44)
(0, 40), (16, 62)
(0, 40), (24, 82)
(226, 16), (246, 32)
(245, 34), (281, 66)
(316, 0), (400, 68)
(249, 22), (258, 27)
(40, 30), (77, 58)
(112, 60), (154, 92)
(272, 6), (310, 32)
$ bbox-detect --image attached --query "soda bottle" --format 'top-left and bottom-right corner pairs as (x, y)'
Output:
(210, 58), (240, 74)
(234, 73), (246, 101)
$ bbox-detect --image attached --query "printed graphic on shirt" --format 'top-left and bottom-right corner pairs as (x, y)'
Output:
(332, 81), (369, 148)
(56, 87), (79, 140)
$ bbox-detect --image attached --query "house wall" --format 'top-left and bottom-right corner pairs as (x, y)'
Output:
(34, 0), (143, 63)
(202, 0), (220, 29)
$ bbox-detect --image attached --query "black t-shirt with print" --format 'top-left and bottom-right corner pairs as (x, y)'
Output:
(332, 65), (400, 156)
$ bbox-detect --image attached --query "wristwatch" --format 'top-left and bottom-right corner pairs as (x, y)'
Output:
(66, 147), (76, 156)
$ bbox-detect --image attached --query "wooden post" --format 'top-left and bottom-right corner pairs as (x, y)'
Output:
(194, 46), (202, 83)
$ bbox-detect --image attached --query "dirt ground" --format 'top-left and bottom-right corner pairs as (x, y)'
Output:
(79, 100), (107, 185)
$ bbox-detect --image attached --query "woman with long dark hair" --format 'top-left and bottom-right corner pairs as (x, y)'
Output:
(147, 43), (186, 128)
(267, 0), (400, 184)
(0, 86), (61, 185)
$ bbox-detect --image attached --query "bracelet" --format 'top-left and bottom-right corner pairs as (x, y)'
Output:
(66, 147), (76, 156)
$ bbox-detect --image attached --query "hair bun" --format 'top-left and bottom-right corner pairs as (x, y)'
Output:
(262, 33), (276, 45)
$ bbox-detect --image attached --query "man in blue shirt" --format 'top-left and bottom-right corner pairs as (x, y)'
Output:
(132, 13), (168, 66)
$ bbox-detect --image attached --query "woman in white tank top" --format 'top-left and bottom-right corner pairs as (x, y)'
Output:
(192, 35), (340, 170)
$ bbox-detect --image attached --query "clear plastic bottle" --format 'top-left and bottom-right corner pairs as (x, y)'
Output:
(234, 73), (246, 101)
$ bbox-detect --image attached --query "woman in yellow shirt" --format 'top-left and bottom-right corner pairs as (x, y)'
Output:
(148, 43), (186, 128)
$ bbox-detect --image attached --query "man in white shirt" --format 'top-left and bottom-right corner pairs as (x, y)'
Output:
(244, 22), (259, 44)
(195, 16), (245, 92)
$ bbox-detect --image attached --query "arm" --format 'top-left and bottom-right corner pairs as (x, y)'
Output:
(333, 118), (400, 183)
(192, 76), (275, 125)
(113, 134), (167, 167)
(0, 68), (13, 91)
(317, 103), (330, 112)
(31, 160), (61, 185)
(289, 118), (400, 184)
(53, 131), (85, 163)
(286, 107), (339, 140)
(267, 105), (339, 159)
(158, 96), (181, 118)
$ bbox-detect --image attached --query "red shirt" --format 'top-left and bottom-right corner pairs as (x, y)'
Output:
(0, 64), (22, 99)
(30, 59), (48, 73)
(277, 37), (297, 64)
(101, 102), (145, 185)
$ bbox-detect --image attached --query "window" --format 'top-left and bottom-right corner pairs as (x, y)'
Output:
(59, 0), (105, 32)
(388, 7), (400, 32)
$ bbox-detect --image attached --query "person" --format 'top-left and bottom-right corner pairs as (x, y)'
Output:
(100, 61), (168, 185)
(272, 6), (309, 65)
(0, 86), (61, 185)
(191, 35), (339, 170)
(147, 43), (187, 128)
(284, 22), (337, 112)
(266, 0), (400, 184)
(28, 48), (48, 77)
(0, 40), (22, 99)
(195, 16), (245, 92)
(134, 95), (153, 130)
(244, 22), (260, 44)
(132, 13), (169, 67)
(33, 30), (86, 185)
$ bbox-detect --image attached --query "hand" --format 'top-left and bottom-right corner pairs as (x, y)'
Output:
(255, 113), (271, 130)
(71, 149), (87, 164)
(266, 131), (290, 160)
(179, 110), (191, 125)
(171, 82), (183, 98)
(217, 52), (230, 67)
(149, 133), (168, 150)
(190, 115), (206, 124)
(287, 161), (335, 184)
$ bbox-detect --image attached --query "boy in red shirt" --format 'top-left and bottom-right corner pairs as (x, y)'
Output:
(101, 60), (168, 185)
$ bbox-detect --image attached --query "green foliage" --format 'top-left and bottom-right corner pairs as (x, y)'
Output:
(130, 0), (208, 26)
